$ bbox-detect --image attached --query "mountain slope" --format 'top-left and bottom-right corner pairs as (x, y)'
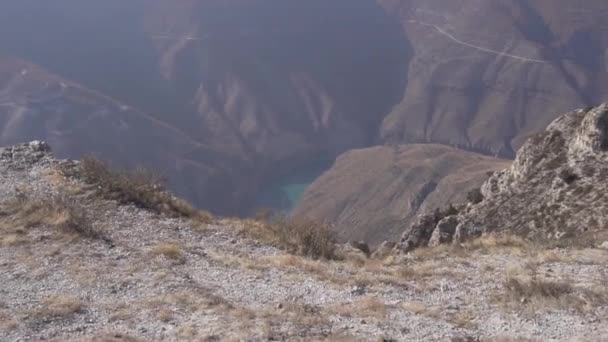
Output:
(294, 144), (508, 246)
(1, 0), (608, 219)
(0, 0), (409, 215)
(378, 0), (608, 156)
(0, 57), (254, 215)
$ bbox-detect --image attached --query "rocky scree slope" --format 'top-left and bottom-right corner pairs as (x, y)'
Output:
(2, 142), (608, 341)
(398, 103), (608, 251)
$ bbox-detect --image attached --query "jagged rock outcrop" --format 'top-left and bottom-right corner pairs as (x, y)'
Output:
(0, 140), (52, 169)
(398, 103), (608, 251)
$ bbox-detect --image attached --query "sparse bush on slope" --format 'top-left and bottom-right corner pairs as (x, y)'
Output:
(76, 157), (211, 222)
(0, 190), (106, 242)
(242, 215), (337, 260)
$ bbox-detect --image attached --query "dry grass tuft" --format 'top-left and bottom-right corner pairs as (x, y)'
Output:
(401, 302), (434, 315)
(467, 235), (530, 250)
(505, 276), (573, 300)
(75, 157), (212, 221)
(108, 304), (133, 323)
(401, 301), (441, 319)
(272, 303), (326, 328)
(501, 270), (608, 313)
(447, 310), (478, 329)
(328, 296), (388, 320)
(32, 296), (83, 321)
(411, 234), (534, 261)
(1, 190), (103, 241)
(396, 259), (457, 280)
(151, 242), (182, 260)
(534, 250), (570, 264)
(263, 255), (324, 273)
(90, 334), (144, 342)
(0, 311), (18, 332)
(156, 308), (174, 323)
(485, 337), (540, 342)
(0, 233), (27, 247)
(241, 218), (336, 260)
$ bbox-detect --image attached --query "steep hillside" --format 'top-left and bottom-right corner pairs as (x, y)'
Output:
(398, 103), (608, 251)
(0, 0), (409, 215)
(0, 57), (254, 215)
(1, 0), (608, 220)
(294, 145), (509, 246)
(379, 0), (608, 156)
(2, 142), (608, 341)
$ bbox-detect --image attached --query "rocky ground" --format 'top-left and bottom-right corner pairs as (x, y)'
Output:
(1, 142), (608, 342)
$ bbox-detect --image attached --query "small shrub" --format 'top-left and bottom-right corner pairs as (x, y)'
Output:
(243, 218), (337, 260)
(288, 220), (336, 260)
(42, 195), (95, 238)
(500, 272), (608, 312)
(77, 157), (209, 220)
(33, 296), (83, 321)
(152, 242), (182, 260)
(2, 191), (103, 241)
(505, 276), (572, 300)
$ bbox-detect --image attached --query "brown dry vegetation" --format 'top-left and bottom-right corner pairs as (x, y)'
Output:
(31, 296), (83, 322)
(328, 296), (389, 320)
(501, 271), (608, 313)
(239, 218), (336, 260)
(0, 190), (104, 242)
(505, 276), (573, 301)
(151, 242), (182, 260)
(90, 334), (143, 342)
(74, 157), (212, 222)
(0, 311), (18, 332)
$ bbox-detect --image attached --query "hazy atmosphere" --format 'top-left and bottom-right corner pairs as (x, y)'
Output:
(2, 1), (608, 341)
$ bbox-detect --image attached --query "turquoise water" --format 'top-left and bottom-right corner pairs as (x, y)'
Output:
(254, 179), (315, 214)
(283, 183), (311, 209)
(254, 159), (331, 214)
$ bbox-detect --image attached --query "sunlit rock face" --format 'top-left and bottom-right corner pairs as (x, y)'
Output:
(396, 104), (608, 251)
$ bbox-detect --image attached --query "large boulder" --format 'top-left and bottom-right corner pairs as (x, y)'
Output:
(428, 216), (459, 247)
